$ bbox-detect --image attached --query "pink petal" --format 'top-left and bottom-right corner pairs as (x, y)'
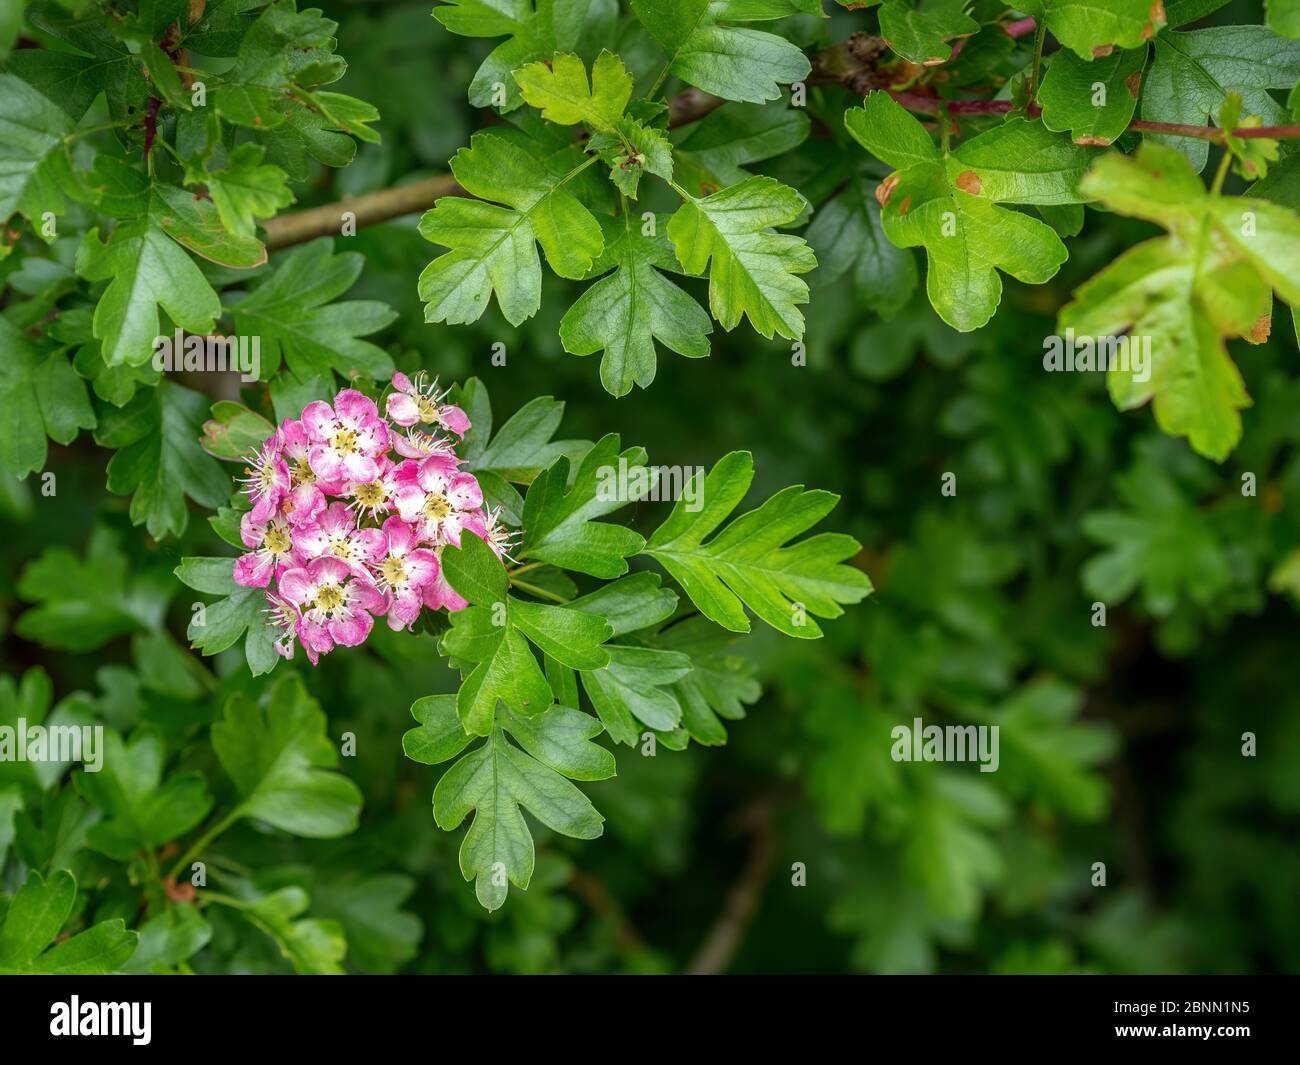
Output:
(422, 569), (467, 612)
(329, 608), (373, 647)
(441, 404), (471, 437)
(394, 484), (426, 523)
(447, 472), (483, 509)
(381, 514), (416, 554)
(391, 371), (413, 393)
(334, 389), (378, 425)
(386, 392), (420, 427)
(301, 401), (336, 441)
(278, 567), (315, 606)
(354, 527), (386, 563)
(417, 462), (451, 493)
(285, 483), (326, 526)
(308, 443), (346, 483)
(240, 512), (267, 549)
(310, 555), (353, 585)
(341, 451), (379, 483)
(293, 521), (331, 558)
(234, 552), (273, 588)
(405, 548), (438, 586)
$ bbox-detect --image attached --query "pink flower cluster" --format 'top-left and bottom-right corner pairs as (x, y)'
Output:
(234, 373), (514, 664)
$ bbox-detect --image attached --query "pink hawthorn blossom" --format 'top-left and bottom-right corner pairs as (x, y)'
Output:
(386, 372), (470, 436)
(230, 373), (510, 663)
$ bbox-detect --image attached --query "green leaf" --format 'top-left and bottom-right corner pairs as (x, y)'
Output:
(668, 175), (816, 339)
(560, 212), (712, 396)
(94, 381), (231, 539)
(1060, 142), (1300, 459)
(878, 0), (978, 66)
(1142, 25), (1300, 171)
(0, 869), (136, 974)
(630, 0), (812, 103)
(1081, 458), (1231, 613)
(650, 615), (760, 746)
(807, 171), (918, 319)
(75, 220), (222, 368)
(673, 100), (810, 190)
(440, 533), (612, 734)
(123, 904), (212, 974)
(15, 529), (155, 651)
(1269, 0), (1300, 36)
(569, 571), (679, 635)
(514, 49), (632, 127)
(644, 450), (872, 637)
(212, 674), (364, 837)
(434, 0), (604, 112)
(419, 130), (604, 325)
(232, 884), (346, 974)
(433, 726), (605, 911)
(1020, 0), (1166, 61)
(0, 318), (95, 479)
(845, 94), (1084, 331)
(309, 873), (423, 974)
(454, 379), (590, 524)
(580, 644), (692, 744)
(78, 729), (213, 861)
(0, 73), (76, 232)
(188, 142), (295, 239)
(520, 434), (649, 575)
(176, 556), (278, 675)
(983, 680), (1118, 820)
(230, 238), (397, 382)
(1039, 46), (1147, 147)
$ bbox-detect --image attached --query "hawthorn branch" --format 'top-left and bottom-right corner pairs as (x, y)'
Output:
(263, 88), (726, 250)
(686, 799), (776, 975)
(264, 22), (1300, 252)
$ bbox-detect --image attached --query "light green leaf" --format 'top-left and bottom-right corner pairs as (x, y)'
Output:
(630, 0), (811, 103)
(668, 175), (816, 339)
(0, 869), (136, 974)
(846, 94), (1082, 330)
(419, 130), (604, 325)
(560, 212), (711, 395)
(1039, 46), (1147, 146)
(644, 450), (872, 637)
(878, 0), (978, 66)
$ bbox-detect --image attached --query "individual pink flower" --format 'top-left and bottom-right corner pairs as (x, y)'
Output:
(277, 418), (331, 526)
(368, 515), (439, 630)
(293, 502), (384, 573)
(240, 433), (290, 523)
(279, 556), (386, 651)
(302, 390), (389, 484)
(234, 512), (300, 587)
(391, 425), (461, 465)
(386, 372), (470, 436)
(340, 455), (403, 524)
(394, 463), (484, 547)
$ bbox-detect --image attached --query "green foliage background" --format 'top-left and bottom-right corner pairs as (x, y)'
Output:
(1, 0), (1299, 974)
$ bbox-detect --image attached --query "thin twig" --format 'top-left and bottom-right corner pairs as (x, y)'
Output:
(686, 800), (777, 975)
(263, 88), (726, 250)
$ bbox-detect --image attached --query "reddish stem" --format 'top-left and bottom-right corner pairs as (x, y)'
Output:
(1002, 17), (1037, 38)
